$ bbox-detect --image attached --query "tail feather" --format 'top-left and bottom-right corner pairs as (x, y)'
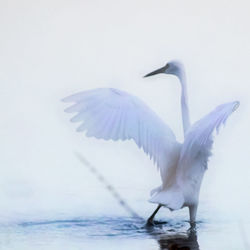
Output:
(149, 187), (184, 210)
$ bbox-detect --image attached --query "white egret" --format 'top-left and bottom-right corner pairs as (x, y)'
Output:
(63, 61), (239, 225)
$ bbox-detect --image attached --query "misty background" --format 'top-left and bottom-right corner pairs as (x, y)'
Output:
(0, 0), (249, 239)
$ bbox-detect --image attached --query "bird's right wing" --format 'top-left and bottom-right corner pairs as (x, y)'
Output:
(179, 101), (239, 169)
(63, 88), (179, 175)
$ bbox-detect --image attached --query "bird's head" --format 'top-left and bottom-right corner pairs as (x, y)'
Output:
(144, 60), (184, 79)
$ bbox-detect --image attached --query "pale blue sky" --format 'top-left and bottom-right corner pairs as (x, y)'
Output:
(0, 0), (249, 224)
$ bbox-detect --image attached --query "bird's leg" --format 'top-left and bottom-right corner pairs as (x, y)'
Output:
(146, 204), (162, 226)
(188, 204), (198, 229)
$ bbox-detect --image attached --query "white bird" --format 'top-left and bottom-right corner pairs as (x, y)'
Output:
(63, 61), (239, 225)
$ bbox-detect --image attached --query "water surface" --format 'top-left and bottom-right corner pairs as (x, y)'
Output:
(1, 211), (249, 250)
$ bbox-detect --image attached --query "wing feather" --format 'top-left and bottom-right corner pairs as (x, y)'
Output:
(63, 88), (178, 170)
(180, 101), (239, 166)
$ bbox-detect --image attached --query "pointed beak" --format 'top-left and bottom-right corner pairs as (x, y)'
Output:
(144, 66), (166, 78)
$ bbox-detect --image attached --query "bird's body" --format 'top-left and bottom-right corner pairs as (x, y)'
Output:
(63, 61), (239, 224)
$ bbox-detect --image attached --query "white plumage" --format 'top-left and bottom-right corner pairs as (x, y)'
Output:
(63, 61), (239, 224)
(64, 88), (177, 167)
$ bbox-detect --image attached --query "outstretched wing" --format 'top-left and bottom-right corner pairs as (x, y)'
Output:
(180, 101), (239, 169)
(63, 88), (179, 170)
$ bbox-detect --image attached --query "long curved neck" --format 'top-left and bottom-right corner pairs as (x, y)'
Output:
(177, 70), (191, 136)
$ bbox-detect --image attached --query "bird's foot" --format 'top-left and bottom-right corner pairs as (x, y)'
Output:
(188, 221), (197, 232)
(146, 218), (155, 227)
(154, 220), (167, 225)
(146, 219), (167, 227)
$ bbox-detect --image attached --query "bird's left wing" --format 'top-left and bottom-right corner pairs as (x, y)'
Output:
(179, 101), (239, 168)
(63, 88), (179, 169)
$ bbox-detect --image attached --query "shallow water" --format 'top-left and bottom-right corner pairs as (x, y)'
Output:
(1, 213), (249, 250)
(0, 217), (197, 250)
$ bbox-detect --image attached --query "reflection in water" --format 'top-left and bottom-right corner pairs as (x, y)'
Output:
(147, 225), (199, 250)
